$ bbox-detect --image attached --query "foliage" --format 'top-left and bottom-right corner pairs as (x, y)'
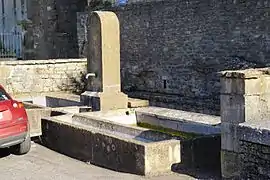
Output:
(17, 19), (32, 31)
(0, 40), (16, 57)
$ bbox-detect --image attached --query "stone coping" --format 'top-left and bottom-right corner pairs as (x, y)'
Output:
(14, 92), (81, 102)
(136, 107), (220, 126)
(238, 121), (270, 146)
(219, 67), (270, 79)
(48, 115), (178, 145)
(0, 58), (86, 66)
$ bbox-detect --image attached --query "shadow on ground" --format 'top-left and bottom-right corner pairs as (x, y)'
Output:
(0, 148), (11, 158)
(170, 135), (222, 180)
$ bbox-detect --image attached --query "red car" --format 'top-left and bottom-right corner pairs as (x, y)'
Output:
(0, 85), (31, 154)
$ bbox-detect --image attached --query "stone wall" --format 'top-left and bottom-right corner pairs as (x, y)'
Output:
(239, 141), (270, 179)
(114, 0), (270, 115)
(238, 124), (270, 179)
(77, 0), (270, 115)
(0, 58), (87, 95)
(77, 12), (88, 58)
(25, 0), (87, 59)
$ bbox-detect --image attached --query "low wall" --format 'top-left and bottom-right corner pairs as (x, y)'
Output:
(220, 68), (270, 179)
(237, 123), (270, 179)
(0, 58), (87, 95)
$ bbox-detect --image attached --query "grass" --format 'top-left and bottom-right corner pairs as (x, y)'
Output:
(137, 122), (200, 140)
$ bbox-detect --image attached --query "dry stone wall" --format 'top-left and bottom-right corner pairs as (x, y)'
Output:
(0, 59), (87, 95)
(238, 124), (270, 179)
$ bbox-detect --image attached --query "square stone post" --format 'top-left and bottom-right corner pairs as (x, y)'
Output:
(80, 11), (128, 111)
(220, 68), (270, 179)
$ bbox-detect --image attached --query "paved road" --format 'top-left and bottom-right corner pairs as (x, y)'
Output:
(0, 142), (198, 180)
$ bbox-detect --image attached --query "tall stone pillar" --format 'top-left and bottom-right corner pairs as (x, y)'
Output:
(81, 11), (128, 111)
(220, 68), (270, 179)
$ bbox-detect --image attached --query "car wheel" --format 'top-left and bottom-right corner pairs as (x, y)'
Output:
(12, 134), (31, 155)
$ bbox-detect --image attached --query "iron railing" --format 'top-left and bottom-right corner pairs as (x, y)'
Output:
(0, 32), (23, 59)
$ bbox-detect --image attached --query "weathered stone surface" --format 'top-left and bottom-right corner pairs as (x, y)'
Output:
(108, 1), (270, 115)
(41, 116), (181, 176)
(238, 122), (270, 147)
(239, 141), (270, 179)
(220, 76), (263, 96)
(82, 11), (128, 111)
(220, 94), (245, 124)
(221, 123), (239, 152)
(128, 98), (149, 108)
(25, 0), (87, 59)
(81, 91), (128, 111)
(0, 58), (87, 95)
(32, 94), (82, 108)
(221, 150), (240, 179)
(92, 132), (146, 175)
(23, 102), (52, 137)
(42, 118), (94, 162)
(221, 70), (270, 125)
(136, 107), (221, 135)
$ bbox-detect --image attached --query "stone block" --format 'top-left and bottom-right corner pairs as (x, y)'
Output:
(128, 98), (149, 108)
(220, 94), (244, 124)
(81, 91), (128, 111)
(221, 150), (240, 179)
(220, 77), (244, 95)
(220, 94), (269, 123)
(26, 108), (51, 137)
(144, 141), (181, 176)
(221, 122), (239, 152)
(261, 76), (270, 94)
(244, 78), (263, 95)
(244, 95), (265, 122)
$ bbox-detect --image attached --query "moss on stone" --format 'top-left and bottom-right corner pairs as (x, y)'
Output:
(137, 122), (200, 139)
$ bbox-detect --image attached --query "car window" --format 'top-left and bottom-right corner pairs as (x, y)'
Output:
(0, 88), (10, 101)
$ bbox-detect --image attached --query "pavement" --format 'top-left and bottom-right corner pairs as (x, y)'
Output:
(0, 142), (200, 180)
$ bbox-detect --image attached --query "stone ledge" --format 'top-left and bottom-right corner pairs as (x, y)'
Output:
(0, 58), (87, 66)
(128, 98), (149, 108)
(136, 107), (220, 135)
(219, 68), (270, 79)
(238, 121), (270, 146)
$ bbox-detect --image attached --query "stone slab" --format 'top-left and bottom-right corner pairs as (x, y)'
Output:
(135, 107), (221, 135)
(128, 98), (149, 108)
(79, 108), (137, 125)
(238, 121), (270, 146)
(219, 68), (270, 79)
(33, 95), (82, 108)
(81, 91), (128, 111)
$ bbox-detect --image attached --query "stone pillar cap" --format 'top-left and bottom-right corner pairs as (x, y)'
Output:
(218, 67), (270, 79)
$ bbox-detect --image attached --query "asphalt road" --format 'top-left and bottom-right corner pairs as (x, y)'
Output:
(0, 142), (199, 180)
